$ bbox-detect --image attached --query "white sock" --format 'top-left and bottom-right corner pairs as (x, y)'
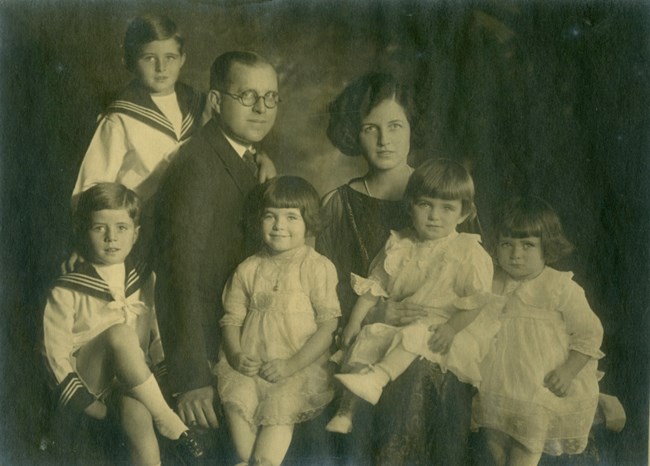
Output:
(129, 374), (187, 440)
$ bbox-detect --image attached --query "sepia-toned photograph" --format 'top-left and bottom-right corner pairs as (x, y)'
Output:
(0, 0), (648, 465)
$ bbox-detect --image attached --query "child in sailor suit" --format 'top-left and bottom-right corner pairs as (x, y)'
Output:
(43, 183), (202, 466)
(72, 15), (207, 208)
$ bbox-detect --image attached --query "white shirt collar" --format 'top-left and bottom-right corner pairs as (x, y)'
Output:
(222, 131), (253, 159)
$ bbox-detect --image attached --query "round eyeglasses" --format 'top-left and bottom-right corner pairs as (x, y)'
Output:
(219, 89), (281, 109)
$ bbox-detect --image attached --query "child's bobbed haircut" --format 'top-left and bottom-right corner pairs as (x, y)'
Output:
(124, 14), (184, 72)
(259, 176), (322, 235)
(74, 183), (141, 240)
(327, 72), (415, 157)
(404, 158), (476, 220)
(493, 196), (574, 264)
(209, 51), (273, 91)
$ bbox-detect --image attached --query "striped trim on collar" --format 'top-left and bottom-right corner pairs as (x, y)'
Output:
(106, 81), (205, 142)
(55, 258), (151, 302)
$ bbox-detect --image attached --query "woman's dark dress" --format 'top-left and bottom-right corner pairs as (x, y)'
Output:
(316, 184), (474, 465)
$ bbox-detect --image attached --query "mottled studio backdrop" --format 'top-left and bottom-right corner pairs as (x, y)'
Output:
(0, 0), (648, 464)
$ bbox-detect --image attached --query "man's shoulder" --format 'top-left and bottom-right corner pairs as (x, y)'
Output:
(178, 120), (222, 156)
(169, 121), (226, 171)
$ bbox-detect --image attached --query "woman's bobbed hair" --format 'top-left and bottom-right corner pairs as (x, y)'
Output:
(327, 72), (415, 157)
(123, 14), (184, 72)
(492, 196), (574, 264)
(259, 176), (322, 236)
(404, 158), (477, 221)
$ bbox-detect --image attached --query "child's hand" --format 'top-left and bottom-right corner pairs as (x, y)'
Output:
(259, 359), (296, 383)
(428, 324), (456, 354)
(255, 150), (277, 183)
(231, 352), (262, 376)
(84, 400), (107, 420)
(341, 322), (361, 348)
(544, 365), (575, 397)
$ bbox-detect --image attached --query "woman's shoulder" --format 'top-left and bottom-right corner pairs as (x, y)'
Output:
(321, 182), (357, 206)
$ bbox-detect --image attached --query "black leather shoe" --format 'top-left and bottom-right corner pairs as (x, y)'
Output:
(175, 429), (205, 461)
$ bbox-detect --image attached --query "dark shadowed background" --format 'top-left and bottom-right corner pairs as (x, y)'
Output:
(0, 0), (648, 464)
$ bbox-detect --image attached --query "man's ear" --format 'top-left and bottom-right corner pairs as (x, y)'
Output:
(208, 89), (222, 115)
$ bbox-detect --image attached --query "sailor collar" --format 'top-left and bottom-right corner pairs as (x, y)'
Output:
(106, 81), (205, 142)
(55, 257), (151, 302)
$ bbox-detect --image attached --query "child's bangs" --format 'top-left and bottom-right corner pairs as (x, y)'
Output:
(498, 212), (544, 239)
(420, 174), (474, 203)
(262, 189), (304, 212)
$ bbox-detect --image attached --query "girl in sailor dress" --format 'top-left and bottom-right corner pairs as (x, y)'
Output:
(473, 196), (603, 466)
(215, 177), (340, 466)
(43, 183), (202, 466)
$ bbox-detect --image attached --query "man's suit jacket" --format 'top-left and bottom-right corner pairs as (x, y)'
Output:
(153, 119), (258, 395)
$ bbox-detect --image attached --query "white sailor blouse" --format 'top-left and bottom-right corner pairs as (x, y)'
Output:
(43, 259), (164, 413)
(72, 81), (207, 204)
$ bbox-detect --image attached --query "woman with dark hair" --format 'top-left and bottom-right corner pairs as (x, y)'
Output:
(317, 73), (414, 326)
(318, 73), (480, 465)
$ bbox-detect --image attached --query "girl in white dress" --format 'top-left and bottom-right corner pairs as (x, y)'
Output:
(326, 158), (501, 434)
(215, 176), (341, 466)
(473, 196), (603, 466)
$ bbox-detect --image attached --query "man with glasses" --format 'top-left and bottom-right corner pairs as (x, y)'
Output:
(153, 52), (279, 450)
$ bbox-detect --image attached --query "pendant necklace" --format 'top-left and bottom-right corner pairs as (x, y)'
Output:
(363, 178), (372, 197)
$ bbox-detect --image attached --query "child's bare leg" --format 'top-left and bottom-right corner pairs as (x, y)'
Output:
(485, 428), (509, 466)
(76, 324), (187, 439)
(251, 424), (294, 466)
(509, 441), (542, 466)
(224, 405), (257, 463)
(76, 323), (151, 387)
(120, 395), (160, 466)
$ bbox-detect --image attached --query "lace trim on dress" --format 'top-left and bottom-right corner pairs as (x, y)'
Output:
(351, 273), (389, 298)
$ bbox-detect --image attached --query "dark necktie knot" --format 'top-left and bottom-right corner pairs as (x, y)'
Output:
(242, 149), (258, 175)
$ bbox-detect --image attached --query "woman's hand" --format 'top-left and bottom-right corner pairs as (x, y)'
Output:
(341, 322), (361, 348)
(84, 400), (107, 420)
(231, 352), (262, 376)
(379, 300), (428, 326)
(259, 359), (297, 383)
(428, 324), (457, 354)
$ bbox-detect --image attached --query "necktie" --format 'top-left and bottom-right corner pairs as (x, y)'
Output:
(242, 149), (258, 176)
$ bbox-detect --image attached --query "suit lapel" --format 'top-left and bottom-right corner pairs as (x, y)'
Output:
(203, 121), (258, 196)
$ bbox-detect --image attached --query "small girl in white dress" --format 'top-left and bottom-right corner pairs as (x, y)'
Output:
(326, 158), (501, 434)
(473, 196), (604, 466)
(215, 176), (341, 466)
